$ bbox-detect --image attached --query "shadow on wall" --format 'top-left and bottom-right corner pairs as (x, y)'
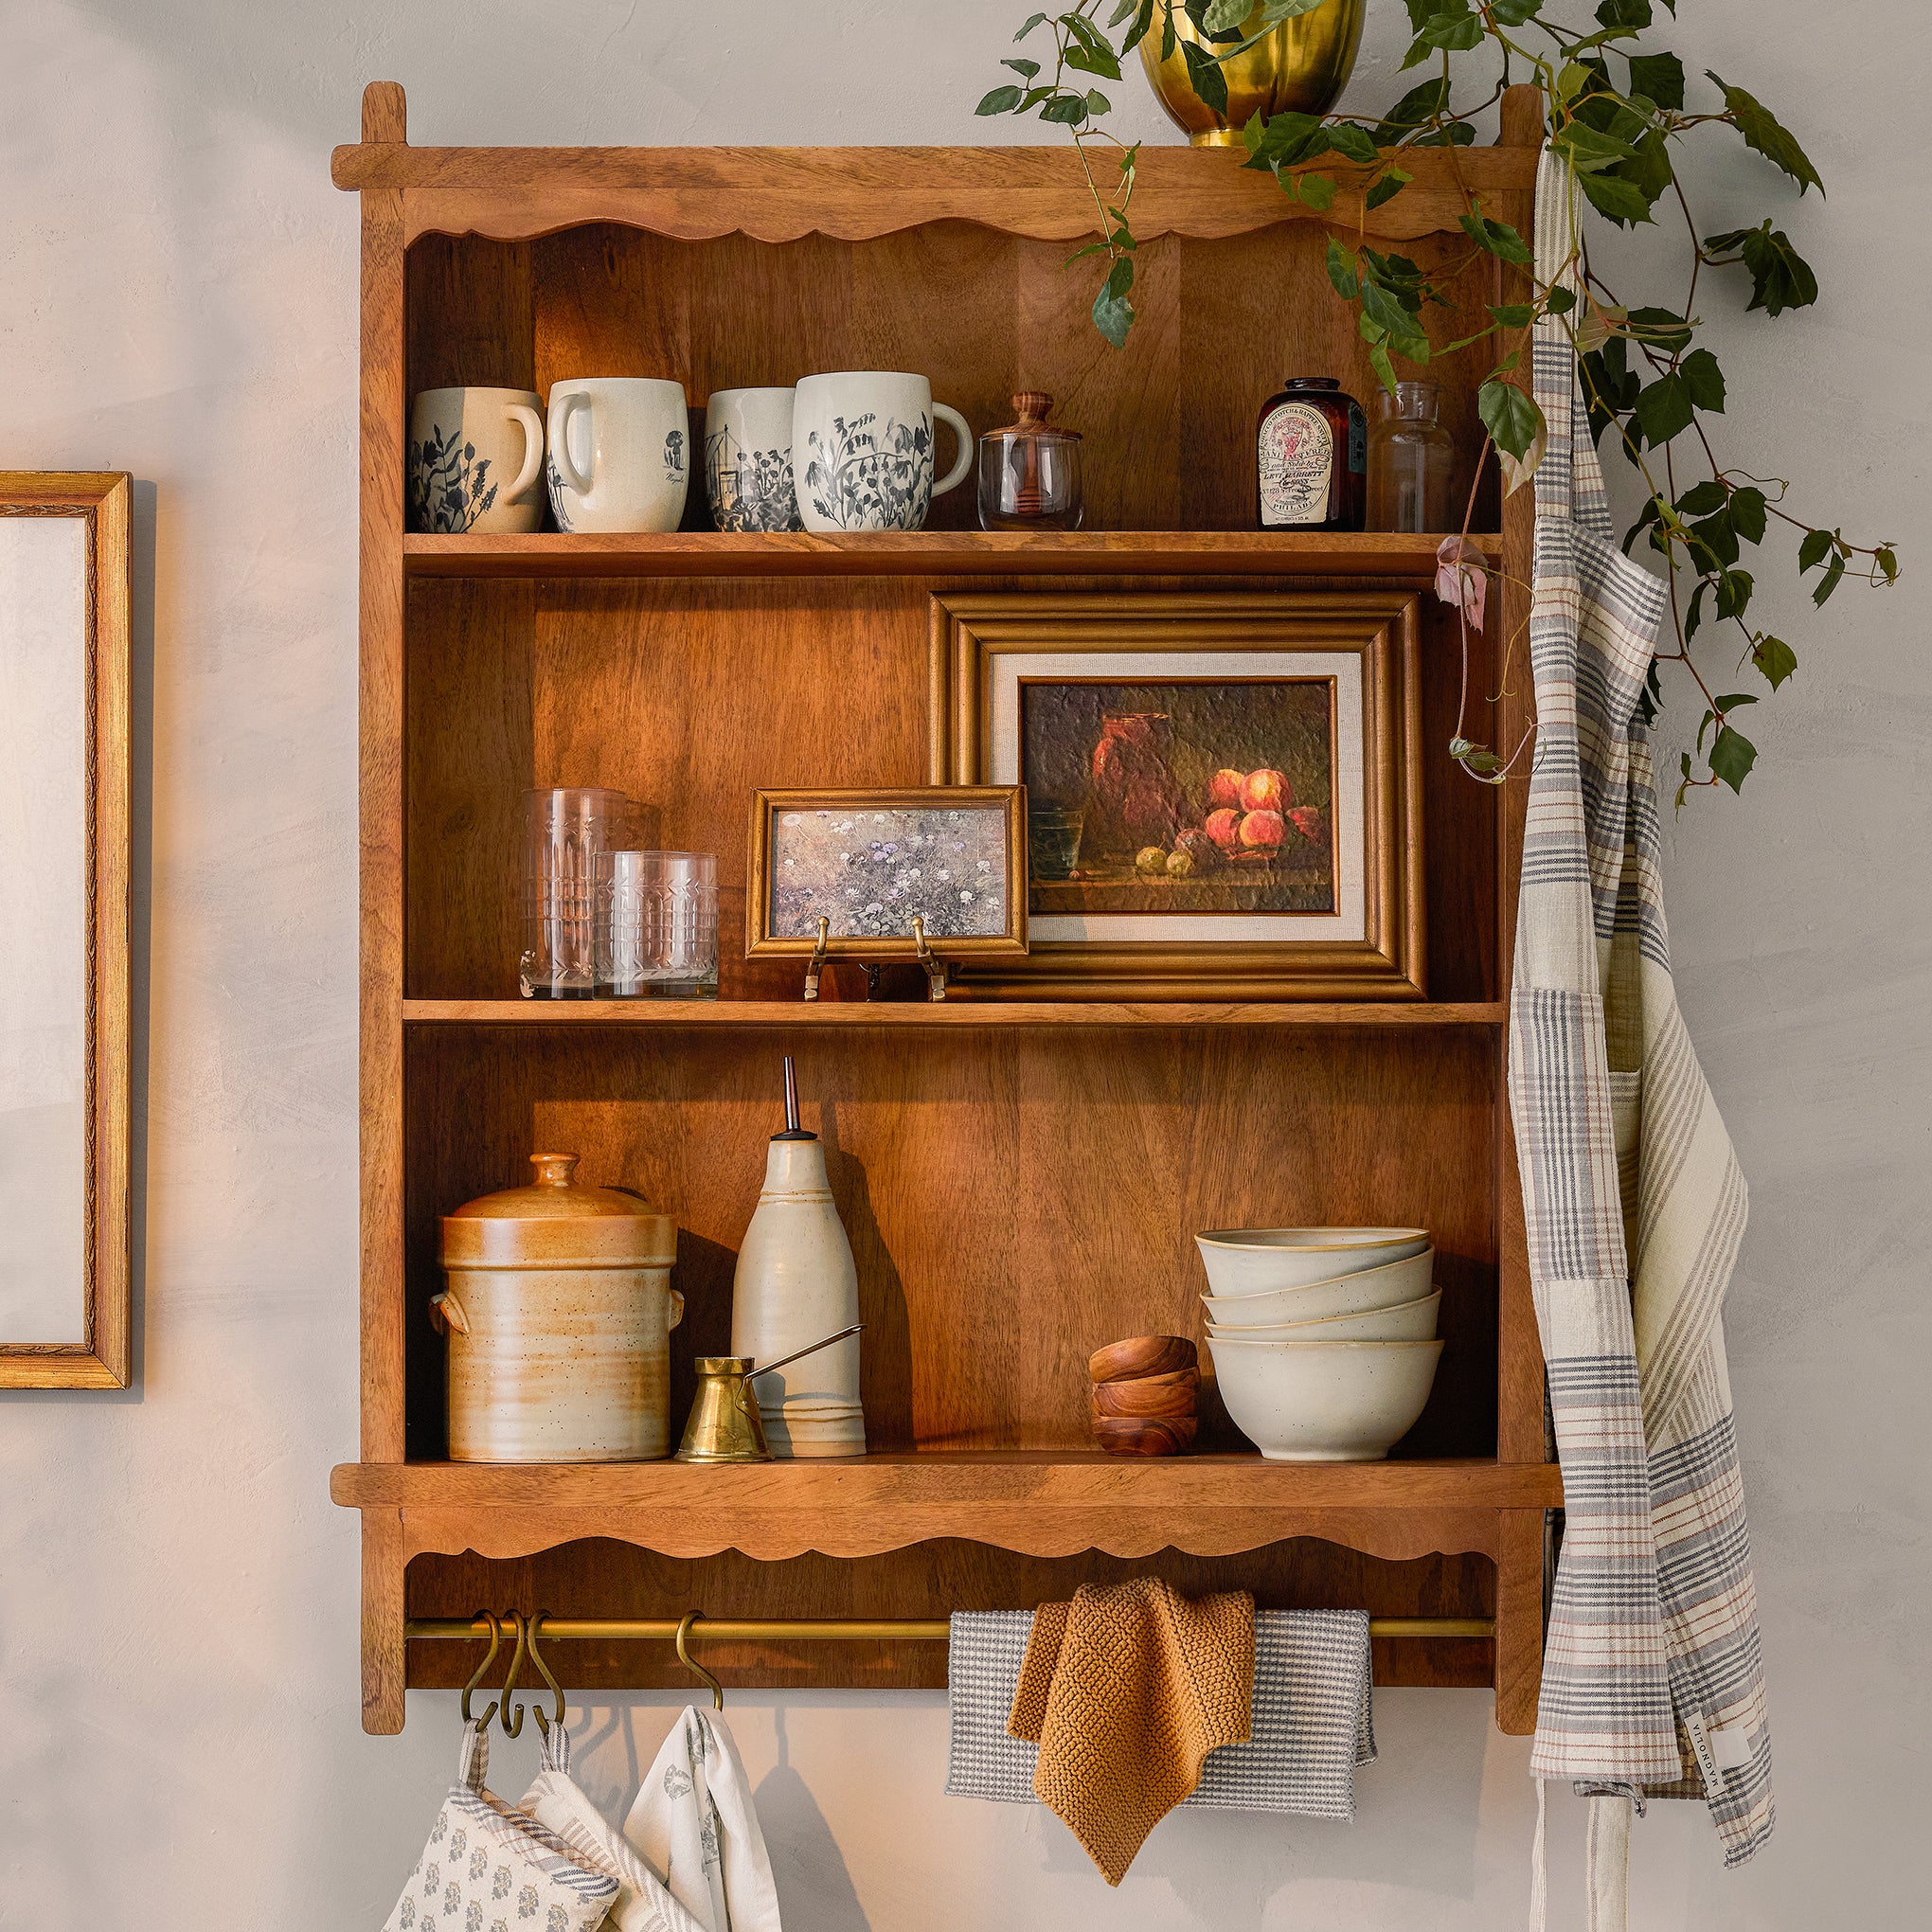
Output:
(526, 1687), (1500, 1932)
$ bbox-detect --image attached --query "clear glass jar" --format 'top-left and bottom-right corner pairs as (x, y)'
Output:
(596, 850), (719, 998)
(1368, 381), (1456, 533)
(521, 786), (630, 998)
(977, 392), (1082, 530)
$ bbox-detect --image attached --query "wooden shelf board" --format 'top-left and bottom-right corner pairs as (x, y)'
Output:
(402, 529), (1494, 581)
(333, 1454), (1561, 1565)
(402, 997), (1507, 1029)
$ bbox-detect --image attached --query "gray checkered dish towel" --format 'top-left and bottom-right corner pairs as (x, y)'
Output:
(946, 1609), (1374, 1818)
(1510, 145), (1773, 1914)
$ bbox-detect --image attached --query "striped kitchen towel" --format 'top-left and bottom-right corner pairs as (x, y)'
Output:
(945, 1608), (1374, 1819)
(1510, 144), (1773, 1870)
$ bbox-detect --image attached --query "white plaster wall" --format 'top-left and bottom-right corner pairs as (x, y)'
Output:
(0, 3), (1922, 1924)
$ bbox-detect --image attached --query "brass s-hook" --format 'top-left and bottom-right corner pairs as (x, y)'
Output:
(674, 1610), (724, 1710)
(527, 1612), (568, 1740)
(497, 1609), (532, 1737)
(460, 1611), (504, 1729)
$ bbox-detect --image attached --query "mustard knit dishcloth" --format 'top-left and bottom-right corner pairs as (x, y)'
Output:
(1006, 1577), (1255, 1886)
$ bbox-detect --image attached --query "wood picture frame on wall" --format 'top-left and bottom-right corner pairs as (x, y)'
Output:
(0, 473), (132, 1387)
(929, 591), (1424, 1001)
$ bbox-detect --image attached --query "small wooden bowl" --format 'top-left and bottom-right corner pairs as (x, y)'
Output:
(1092, 1413), (1198, 1457)
(1091, 1368), (1199, 1419)
(1089, 1334), (1198, 1385)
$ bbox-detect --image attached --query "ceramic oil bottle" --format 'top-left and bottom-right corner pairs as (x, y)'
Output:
(729, 1057), (866, 1457)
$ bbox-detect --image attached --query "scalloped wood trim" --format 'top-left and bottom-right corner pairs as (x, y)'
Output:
(325, 144), (1539, 248)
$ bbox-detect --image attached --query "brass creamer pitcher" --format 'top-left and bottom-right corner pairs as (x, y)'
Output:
(674, 1323), (864, 1465)
(676, 1357), (772, 1464)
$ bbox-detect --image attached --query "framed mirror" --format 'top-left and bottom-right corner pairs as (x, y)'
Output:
(0, 474), (131, 1386)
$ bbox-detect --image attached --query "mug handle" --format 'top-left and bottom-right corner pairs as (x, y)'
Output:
(505, 402), (547, 504)
(931, 404), (974, 497)
(546, 392), (593, 496)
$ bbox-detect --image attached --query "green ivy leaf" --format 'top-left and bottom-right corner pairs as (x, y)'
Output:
(1489, 303), (1535, 328)
(1373, 78), (1449, 144)
(1623, 306), (1691, 352)
(1876, 545), (1899, 583)
(976, 85), (1024, 116)
(1326, 239), (1360, 299)
(1708, 73), (1824, 196)
(1716, 566), (1754, 619)
(1798, 528), (1834, 573)
(1002, 57), (1041, 78)
(1713, 691), (1759, 712)
(1180, 40), (1231, 116)
(1478, 379), (1544, 459)
(1359, 278), (1422, 336)
(1814, 551), (1847, 604)
(1626, 50), (1685, 108)
(1708, 724), (1757, 794)
(1673, 479), (1727, 517)
(1327, 122), (1382, 165)
(1680, 348), (1726, 414)
(1752, 635), (1797, 689)
(1296, 170), (1337, 211)
(1545, 287), (1578, 313)
(1365, 166), (1412, 210)
(1109, 0), (1143, 24)
(1015, 11), (1048, 38)
(1421, 10), (1486, 50)
(1633, 372), (1692, 445)
(1458, 209), (1533, 266)
(1729, 486), (1767, 545)
(1703, 221), (1819, 316)
(1203, 0), (1252, 29)
(1577, 170), (1656, 224)
(1120, 0), (1157, 53)
(1596, 0), (1652, 28)
(1402, 0), (1440, 25)
(1490, 0), (1544, 21)
(1246, 110), (1331, 169)
(1092, 255), (1136, 349)
(1551, 120), (1637, 174)
(1040, 92), (1091, 123)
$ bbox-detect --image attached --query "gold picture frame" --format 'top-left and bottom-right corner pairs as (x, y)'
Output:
(928, 590), (1424, 1001)
(0, 473), (132, 1387)
(746, 786), (1030, 965)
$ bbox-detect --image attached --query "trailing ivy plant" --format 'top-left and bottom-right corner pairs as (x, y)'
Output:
(975, 1), (1896, 801)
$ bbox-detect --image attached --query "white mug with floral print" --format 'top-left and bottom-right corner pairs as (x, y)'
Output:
(408, 387), (546, 535)
(546, 377), (690, 534)
(792, 371), (972, 532)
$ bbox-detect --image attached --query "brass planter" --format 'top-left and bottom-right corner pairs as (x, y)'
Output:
(1140, 0), (1367, 147)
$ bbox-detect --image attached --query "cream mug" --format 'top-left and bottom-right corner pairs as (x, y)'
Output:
(792, 371), (973, 532)
(705, 385), (803, 532)
(408, 386), (545, 534)
(546, 377), (690, 534)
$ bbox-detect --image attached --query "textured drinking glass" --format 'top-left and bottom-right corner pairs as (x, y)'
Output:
(1368, 381), (1456, 533)
(597, 850), (719, 998)
(521, 787), (630, 998)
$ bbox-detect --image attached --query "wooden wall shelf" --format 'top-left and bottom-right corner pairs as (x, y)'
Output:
(402, 529), (1496, 581)
(402, 998), (1509, 1029)
(332, 1455), (1562, 1562)
(340, 80), (1549, 1737)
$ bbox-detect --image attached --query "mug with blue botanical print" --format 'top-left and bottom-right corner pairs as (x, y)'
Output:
(546, 377), (690, 534)
(407, 387), (546, 534)
(792, 372), (973, 532)
(705, 386), (803, 532)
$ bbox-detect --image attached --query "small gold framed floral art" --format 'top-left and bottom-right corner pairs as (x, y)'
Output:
(928, 591), (1424, 1001)
(746, 787), (1030, 969)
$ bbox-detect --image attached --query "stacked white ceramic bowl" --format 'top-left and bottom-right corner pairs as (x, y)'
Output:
(1198, 1228), (1442, 1461)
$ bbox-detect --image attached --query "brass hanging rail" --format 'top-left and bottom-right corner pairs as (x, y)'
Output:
(408, 1614), (1495, 1643)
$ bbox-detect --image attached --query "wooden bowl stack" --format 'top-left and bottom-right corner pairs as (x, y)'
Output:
(1088, 1334), (1199, 1457)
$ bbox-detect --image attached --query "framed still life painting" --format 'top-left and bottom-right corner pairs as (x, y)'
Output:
(928, 592), (1424, 1000)
(0, 474), (132, 1386)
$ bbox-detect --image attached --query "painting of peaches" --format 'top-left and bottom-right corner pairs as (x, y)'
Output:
(1018, 677), (1337, 916)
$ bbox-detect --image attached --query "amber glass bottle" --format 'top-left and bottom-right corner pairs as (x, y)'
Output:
(1255, 376), (1366, 531)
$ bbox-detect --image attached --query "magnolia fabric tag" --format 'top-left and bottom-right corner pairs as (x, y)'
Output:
(1682, 1710), (1754, 1786)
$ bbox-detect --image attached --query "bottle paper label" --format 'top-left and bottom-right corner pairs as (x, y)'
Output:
(1259, 402), (1333, 526)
